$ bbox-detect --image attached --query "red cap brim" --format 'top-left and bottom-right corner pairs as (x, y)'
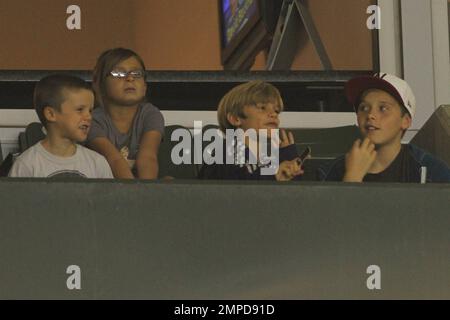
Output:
(345, 76), (404, 111)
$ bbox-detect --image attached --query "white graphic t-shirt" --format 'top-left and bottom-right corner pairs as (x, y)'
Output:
(8, 142), (113, 179)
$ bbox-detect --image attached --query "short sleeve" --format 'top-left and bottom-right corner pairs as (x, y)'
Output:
(8, 158), (33, 177)
(86, 108), (108, 143)
(97, 156), (114, 179)
(141, 104), (165, 137)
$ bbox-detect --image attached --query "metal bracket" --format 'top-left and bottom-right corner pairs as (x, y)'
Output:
(266, 0), (332, 70)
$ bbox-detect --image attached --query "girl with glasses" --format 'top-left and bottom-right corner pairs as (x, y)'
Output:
(86, 48), (165, 179)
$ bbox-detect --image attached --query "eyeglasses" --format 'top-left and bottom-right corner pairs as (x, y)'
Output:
(109, 70), (145, 79)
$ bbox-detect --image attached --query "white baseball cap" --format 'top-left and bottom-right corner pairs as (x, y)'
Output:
(345, 73), (416, 120)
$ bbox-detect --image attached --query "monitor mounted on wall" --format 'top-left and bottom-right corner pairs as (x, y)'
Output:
(218, 0), (282, 70)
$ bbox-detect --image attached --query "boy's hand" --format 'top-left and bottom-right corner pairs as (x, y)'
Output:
(276, 158), (304, 181)
(343, 138), (377, 182)
(279, 129), (295, 148)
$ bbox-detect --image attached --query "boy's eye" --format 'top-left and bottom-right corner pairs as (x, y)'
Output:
(380, 105), (389, 112)
(357, 104), (369, 112)
(255, 103), (280, 113)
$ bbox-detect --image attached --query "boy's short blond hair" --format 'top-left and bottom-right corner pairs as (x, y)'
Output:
(217, 80), (284, 132)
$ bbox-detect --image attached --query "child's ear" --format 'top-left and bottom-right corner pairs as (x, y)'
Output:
(226, 113), (241, 127)
(43, 106), (57, 123)
(401, 113), (412, 130)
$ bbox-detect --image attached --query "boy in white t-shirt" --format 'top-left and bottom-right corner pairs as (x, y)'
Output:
(9, 74), (113, 178)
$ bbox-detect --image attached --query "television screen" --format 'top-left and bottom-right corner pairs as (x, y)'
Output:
(221, 0), (259, 47)
(219, 0), (282, 70)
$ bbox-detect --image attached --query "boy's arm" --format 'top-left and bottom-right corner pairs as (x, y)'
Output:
(278, 129), (305, 180)
(8, 158), (33, 177)
(88, 137), (134, 179)
(279, 144), (300, 162)
(96, 156), (114, 179)
(135, 130), (162, 180)
(278, 141), (304, 181)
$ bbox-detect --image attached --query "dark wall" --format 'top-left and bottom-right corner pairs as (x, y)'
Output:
(0, 70), (371, 110)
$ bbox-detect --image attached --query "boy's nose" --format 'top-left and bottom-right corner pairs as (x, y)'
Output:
(367, 110), (376, 120)
(268, 109), (278, 117)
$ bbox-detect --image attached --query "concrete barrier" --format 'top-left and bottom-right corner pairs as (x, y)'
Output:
(0, 179), (449, 299)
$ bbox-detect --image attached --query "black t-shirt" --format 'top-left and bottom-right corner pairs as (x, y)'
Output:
(364, 145), (420, 182)
(198, 142), (300, 180)
(323, 145), (422, 183)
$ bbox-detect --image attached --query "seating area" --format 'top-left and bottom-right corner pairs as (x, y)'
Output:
(411, 105), (450, 167)
(3, 104), (450, 180)
(0, 122), (361, 180)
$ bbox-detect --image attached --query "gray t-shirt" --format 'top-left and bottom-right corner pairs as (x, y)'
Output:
(9, 142), (113, 178)
(86, 103), (164, 167)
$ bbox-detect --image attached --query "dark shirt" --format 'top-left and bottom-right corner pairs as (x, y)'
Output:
(319, 144), (450, 183)
(198, 142), (300, 181)
(364, 145), (420, 182)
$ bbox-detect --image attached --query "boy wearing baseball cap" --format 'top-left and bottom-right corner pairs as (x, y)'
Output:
(320, 73), (450, 183)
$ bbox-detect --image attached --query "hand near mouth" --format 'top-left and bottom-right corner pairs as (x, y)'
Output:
(343, 137), (377, 182)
